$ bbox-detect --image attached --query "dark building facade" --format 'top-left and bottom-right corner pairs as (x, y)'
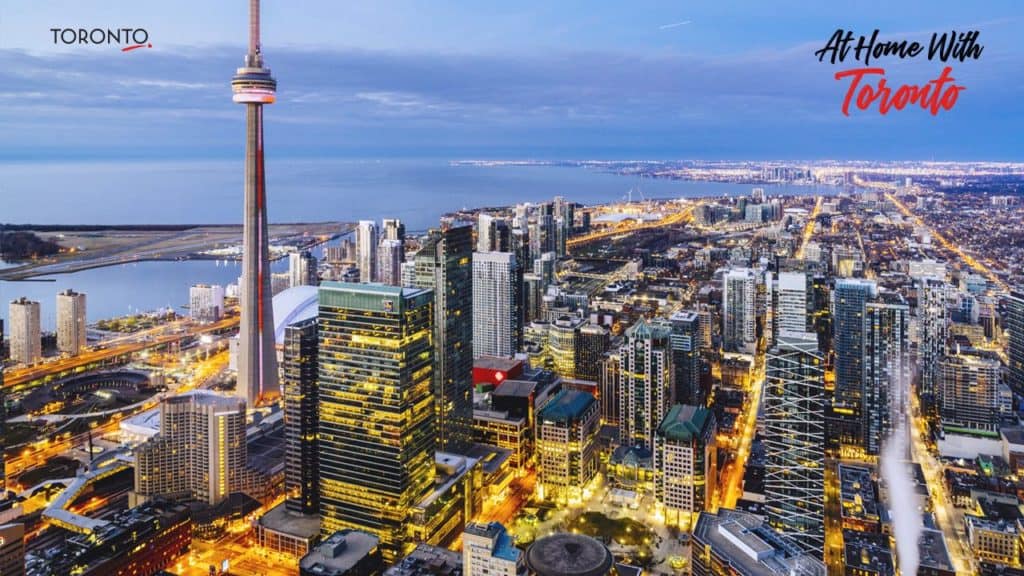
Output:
(414, 224), (475, 454)
(574, 323), (610, 383)
(284, 317), (319, 514)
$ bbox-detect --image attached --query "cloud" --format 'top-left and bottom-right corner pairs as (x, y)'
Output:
(659, 21), (691, 30)
(0, 41), (1020, 160)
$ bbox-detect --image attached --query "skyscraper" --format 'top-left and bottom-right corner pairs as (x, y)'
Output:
(133, 392), (253, 506)
(378, 239), (404, 287)
(232, 0), (279, 407)
(831, 278), (877, 450)
(190, 284), (226, 322)
(356, 220), (378, 283)
(317, 282), (436, 562)
(918, 277), (949, 417)
(772, 271), (810, 346)
(548, 314), (584, 378)
(536, 389), (600, 504)
(668, 311), (702, 406)
(1004, 290), (1024, 397)
(283, 317), (319, 514)
(863, 293), (909, 456)
(722, 268), (756, 353)
(413, 224), (474, 454)
(477, 214), (495, 253)
(8, 297), (41, 366)
(618, 320), (673, 451)
(472, 251), (522, 358)
(574, 323), (610, 382)
(655, 404), (717, 530)
(56, 289), (86, 356)
(764, 333), (825, 557)
(289, 251), (318, 288)
(382, 218), (406, 243)
(940, 352), (1004, 434)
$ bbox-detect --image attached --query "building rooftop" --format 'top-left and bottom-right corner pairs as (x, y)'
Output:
(474, 356), (525, 373)
(464, 522), (521, 563)
(838, 464), (880, 522)
(842, 531), (894, 576)
(691, 508), (826, 576)
(537, 390), (595, 425)
(492, 379), (536, 399)
(918, 528), (955, 573)
(658, 404), (713, 442)
(300, 529), (380, 576)
(257, 500), (320, 541)
(525, 533), (613, 576)
(385, 543), (463, 576)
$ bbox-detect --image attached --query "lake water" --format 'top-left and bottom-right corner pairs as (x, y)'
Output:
(0, 159), (839, 330)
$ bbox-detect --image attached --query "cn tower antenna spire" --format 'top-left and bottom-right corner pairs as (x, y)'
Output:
(249, 0), (260, 56)
(232, 0), (278, 407)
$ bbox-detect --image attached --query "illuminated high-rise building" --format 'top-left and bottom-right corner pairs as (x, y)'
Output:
(356, 220), (378, 283)
(8, 297), (41, 366)
(56, 289), (86, 356)
(722, 268), (756, 353)
(133, 392), (252, 506)
(831, 278), (876, 450)
(940, 352), (1004, 434)
(655, 404), (717, 530)
(472, 251), (522, 358)
(283, 317), (319, 514)
(232, 0), (279, 407)
(918, 277), (949, 417)
(668, 311), (702, 406)
(863, 293), (909, 456)
(536, 389), (599, 504)
(413, 224), (474, 454)
(548, 314), (584, 379)
(618, 320), (673, 451)
(574, 323), (609, 382)
(771, 271), (810, 347)
(764, 332), (825, 557)
(1005, 290), (1024, 397)
(317, 282), (435, 562)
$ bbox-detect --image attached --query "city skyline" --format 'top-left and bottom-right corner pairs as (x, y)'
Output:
(3, 2), (1024, 576)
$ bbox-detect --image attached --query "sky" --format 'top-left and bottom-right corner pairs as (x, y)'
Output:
(0, 0), (1021, 161)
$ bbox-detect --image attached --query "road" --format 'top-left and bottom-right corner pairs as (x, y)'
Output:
(796, 196), (823, 259)
(885, 192), (1008, 292)
(717, 353), (766, 510)
(3, 314), (238, 393)
(7, 350), (230, 489)
(909, 395), (976, 575)
(568, 202), (697, 251)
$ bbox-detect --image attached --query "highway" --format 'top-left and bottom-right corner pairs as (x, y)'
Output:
(3, 314), (238, 393)
(567, 202), (697, 251)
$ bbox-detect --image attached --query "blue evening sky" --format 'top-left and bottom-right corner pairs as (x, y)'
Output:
(0, 0), (1020, 160)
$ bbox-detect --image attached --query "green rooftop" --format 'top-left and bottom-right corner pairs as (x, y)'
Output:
(658, 404), (713, 442)
(538, 390), (595, 424)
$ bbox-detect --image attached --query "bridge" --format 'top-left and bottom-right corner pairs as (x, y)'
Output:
(41, 450), (133, 534)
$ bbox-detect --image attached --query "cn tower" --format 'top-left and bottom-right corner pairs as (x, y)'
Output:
(232, 0), (278, 406)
